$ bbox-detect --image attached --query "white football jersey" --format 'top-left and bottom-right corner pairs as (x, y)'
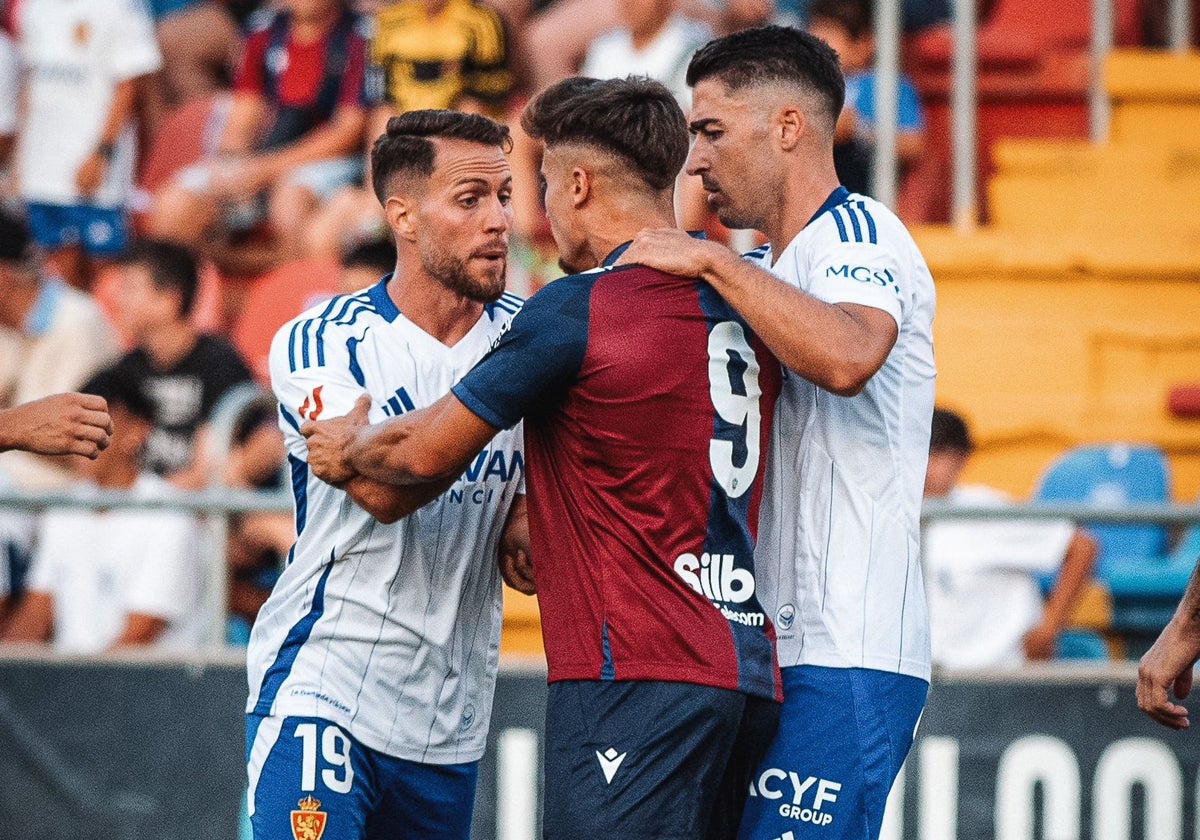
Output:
(747, 189), (936, 682)
(248, 278), (525, 764)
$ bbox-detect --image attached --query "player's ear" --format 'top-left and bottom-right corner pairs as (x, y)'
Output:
(777, 106), (805, 152)
(571, 167), (591, 209)
(385, 195), (419, 244)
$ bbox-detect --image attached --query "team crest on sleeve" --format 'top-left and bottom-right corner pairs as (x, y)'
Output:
(290, 795), (327, 840)
(298, 387), (325, 421)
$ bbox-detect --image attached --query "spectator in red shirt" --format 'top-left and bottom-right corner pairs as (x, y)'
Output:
(150, 0), (369, 269)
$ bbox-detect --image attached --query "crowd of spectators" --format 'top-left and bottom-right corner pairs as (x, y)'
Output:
(0, 0), (957, 654)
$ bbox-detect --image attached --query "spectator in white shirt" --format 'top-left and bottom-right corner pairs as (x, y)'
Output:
(924, 407), (1099, 669)
(0, 366), (211, 654)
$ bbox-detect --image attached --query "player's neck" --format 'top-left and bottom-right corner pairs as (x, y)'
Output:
(629, 15), (671, 50)
(768, 158), (842, 255)
(291, 8), (339, 41)
(142, 320), (199, 371)
(387, 271), (484, 347)
(582, 198), (677, 270)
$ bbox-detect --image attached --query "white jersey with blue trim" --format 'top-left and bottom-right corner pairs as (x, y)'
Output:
(248, 277), (525, 764)
(746, 189), (935, 682)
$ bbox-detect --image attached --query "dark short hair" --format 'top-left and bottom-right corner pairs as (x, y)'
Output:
(686, 25), (846, 129)
(116, 239), (200, 317)
(930, 407), (974, 453)
(341, 237), (396, 275)
(80, 366), (155, 425)
(0, 210), (34, 264)
(521, 76), (688, 192)
(370, 109), (512, 206)
(808, 0), (874, 41)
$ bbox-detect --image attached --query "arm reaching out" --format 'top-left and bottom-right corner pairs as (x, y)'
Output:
(303, 392), (501, 487)
(0, 393), (113, 458)
(617, 228), (898, 396)
(1138, 556), (1200, 729)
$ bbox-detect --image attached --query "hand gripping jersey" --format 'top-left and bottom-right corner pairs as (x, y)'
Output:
(248, 278), (525, 764)
(746, 187), (936, 682)
(453, 248), (783, 701)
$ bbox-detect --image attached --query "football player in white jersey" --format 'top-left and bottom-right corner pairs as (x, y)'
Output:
(621, 26), (936, 840)
(246, 110), (527, 840)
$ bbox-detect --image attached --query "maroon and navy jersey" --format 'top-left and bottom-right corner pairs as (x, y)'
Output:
(453, 246), (784, 701)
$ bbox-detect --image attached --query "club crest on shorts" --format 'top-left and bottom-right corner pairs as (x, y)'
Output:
(291, 795), (327, 840)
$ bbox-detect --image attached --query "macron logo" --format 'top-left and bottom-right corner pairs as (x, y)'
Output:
(596, 748), (627, 784)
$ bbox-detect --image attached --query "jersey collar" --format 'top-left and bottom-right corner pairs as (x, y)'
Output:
(807, 186), (850, 229)
(602, 230), (708, 268)
(368, 274), (400, 323)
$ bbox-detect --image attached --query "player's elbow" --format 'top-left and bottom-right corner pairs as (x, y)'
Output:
(821, 365), (874, 397)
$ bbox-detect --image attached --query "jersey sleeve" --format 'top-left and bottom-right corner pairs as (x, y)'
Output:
(25, 513), (70, 595)
(268, 314), (376, 460)
(793, 211), (907, 328)
(452, 276), (592, 430)
(107, 0), (163, 81)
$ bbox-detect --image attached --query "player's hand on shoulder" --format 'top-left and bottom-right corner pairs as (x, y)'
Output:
(302, 393), (371, 487)
(616, 228), (725, 279)
(1, 392), (113, 458)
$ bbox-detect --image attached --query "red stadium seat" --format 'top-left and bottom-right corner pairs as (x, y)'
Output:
(230, 259), (341, 384)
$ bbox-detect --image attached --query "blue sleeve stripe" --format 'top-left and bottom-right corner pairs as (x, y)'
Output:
(288, 453), (309, 535)
(279, 403), (301, 433)
(396, 387), (415, 412)
(386, 396), (403, 415)
(287, 321), (301, 372)
(346, 336), (365, 386)
(846, 206), (864, 242)
(300, 319), (312, 369)
(857, 201), (878, 244)
(315, 319), (327, 367)
(832, 207), (850, 242)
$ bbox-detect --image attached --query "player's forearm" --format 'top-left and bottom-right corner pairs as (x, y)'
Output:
(0, 408), (22, 452)
(97, 77), (139, 147)
(344, 474), (454, 524)
(700, 248), (894, 395)
(346, 411), (456, 486)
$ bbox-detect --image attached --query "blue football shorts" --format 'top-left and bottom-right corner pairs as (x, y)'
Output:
(245, 714), (479, 840)
(737, 666), (928, 840)
(542, 679), (780, 840)
(25, 202), (128, 257)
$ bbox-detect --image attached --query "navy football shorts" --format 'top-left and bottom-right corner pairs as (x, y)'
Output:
(543, 680), (780, 840)
(245, 714), (479, 840)
(737, 665), (928, 840)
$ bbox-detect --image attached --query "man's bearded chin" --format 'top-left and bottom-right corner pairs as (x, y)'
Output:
(424, 250), (507, 303)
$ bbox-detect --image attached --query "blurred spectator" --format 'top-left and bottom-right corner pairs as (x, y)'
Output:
(223, 399), (290, 640)
(109, 239), (252, 488)
(13, 0), (163, 290)
(339, 236), (396, 294)
(150, 0), (369, 270)
(579, 0), (712, 229)
(0, 29), (17, 188)
(0, 365), (211, 653)
(581, 0), (711, 108)
(0, 212), (121, 490)
(521, 0), (770, 93)
(303, 0), (512, 259)
(372, 0), (511, 116)
(923, 408), (1099, 669)
(143, 0), (241, 132)
(806, 0), (924, 197)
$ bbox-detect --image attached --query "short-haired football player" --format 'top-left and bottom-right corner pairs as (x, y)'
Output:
(620, 26), (937, 840)
(303, 76), (784, 840)
(245, 110), (527, 840)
